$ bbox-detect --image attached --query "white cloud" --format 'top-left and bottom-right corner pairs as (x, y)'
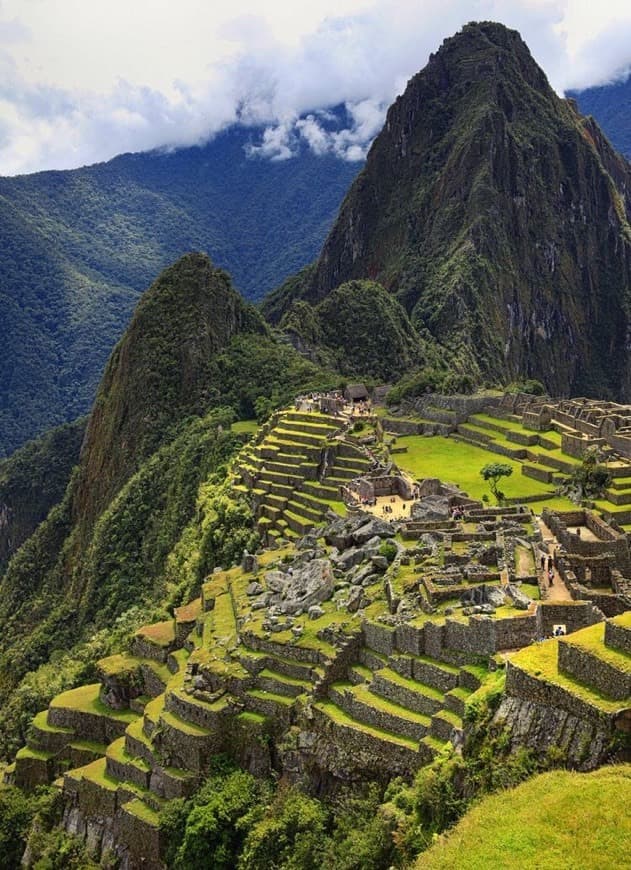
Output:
(0, 0), (629, 175)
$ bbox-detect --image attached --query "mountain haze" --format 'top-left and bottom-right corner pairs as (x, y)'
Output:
(266, 22), (631, 399)
(0, 119), (358, 456)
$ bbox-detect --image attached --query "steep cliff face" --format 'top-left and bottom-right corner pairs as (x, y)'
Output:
(298, 21), (631, 397)
(71, 252), (265, 536)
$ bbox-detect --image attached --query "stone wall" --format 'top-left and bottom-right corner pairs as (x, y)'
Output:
(536, 601), (603, 638)
(605, 620), (631, 654)
(494, 614), (538, 650)
(362, 620), (397, 656)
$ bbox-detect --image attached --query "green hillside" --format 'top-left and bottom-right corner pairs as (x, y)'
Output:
(0, 122), (358, 457)
(420, 765), (631, 869)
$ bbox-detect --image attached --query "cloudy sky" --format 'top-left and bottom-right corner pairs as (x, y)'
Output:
(0, 0), (630, 176)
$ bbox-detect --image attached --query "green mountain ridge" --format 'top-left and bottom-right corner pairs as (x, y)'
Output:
(0, 252), (332, 746)
(0, 123), (358, 457)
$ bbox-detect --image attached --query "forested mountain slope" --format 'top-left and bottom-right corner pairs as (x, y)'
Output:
(0, 118), (358, 456)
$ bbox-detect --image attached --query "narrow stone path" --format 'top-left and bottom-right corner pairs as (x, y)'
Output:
(535, 517), (572, 601)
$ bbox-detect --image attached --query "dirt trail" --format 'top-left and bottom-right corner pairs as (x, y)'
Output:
(535, 517), (572, 601)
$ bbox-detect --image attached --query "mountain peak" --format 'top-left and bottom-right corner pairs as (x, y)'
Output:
(281, 23), (631, 400)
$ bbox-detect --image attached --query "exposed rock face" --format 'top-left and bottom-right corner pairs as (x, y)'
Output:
(273, 21), (631, 398)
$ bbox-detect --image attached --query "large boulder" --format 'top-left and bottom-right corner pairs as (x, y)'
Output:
(411, 495), (451, 521)
(352, 518), (395, 545)
(277, 559), (335, 615)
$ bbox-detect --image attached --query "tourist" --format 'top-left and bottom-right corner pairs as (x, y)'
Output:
(548, 569), (554, 585)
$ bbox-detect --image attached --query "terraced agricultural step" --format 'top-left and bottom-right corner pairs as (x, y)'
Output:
(262, 437), (321, 460)
(557, 622), (631, 700)
(105, 737), (151, 790)
(291, 490), (329, 515)
(605, 613), (631, 655)
(238, 647), (321, 682)
(14, 746), (56, 788)
(507, 639), (627, 716)
(329, 681), (431, 741)
(67, 740), (108, 769)
(286, 499), (324, 524)
(467, 415), (512, 435)
(389, 653), (460, 693)
(370, 668), (444, 716)
(444, 686), (473, 717)
(349, 664), (373, 684)
(430, 709), (464, 742)
(266, 493), (289, 510)
(284, 510), (314, 536)
(256, 668), (311, 697)
(48, 684), (138, 745)
(258, 469), (303, 487)
(334, 456), (372, 472)
(244, 688), (294, 722)
(326, 466), (361, 481)
(27, 710), (74, 754)
(320, 475), (347, 490)
(302, 480), (341, 500)
(360, 647), (389, 671)
(457, 424), (495, 444)
(259, 504), (282, 522)
(274, 428), (327, 448)
(313, 700), (420, 754)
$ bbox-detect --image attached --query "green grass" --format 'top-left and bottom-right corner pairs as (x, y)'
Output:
(232, 419), (258, 435)
(67, 757), (118, 790)
(16, 746), (53, 761)
(420, 765), (631, 869)
(135, 620), (175, 647)
(562, 622), (631, 675)
(123, 798), (160, 827)
(30, 710), (72, 734)
(50, 684), (137, 722)
(394, 437), (544, 500)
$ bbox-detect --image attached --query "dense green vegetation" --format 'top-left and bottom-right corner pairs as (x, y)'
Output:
(0, 122), (358, 456)
(0, 417), (85, 574)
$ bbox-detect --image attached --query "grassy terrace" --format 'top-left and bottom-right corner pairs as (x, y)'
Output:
(231, 419), (258, 435)
(508, 640), (624, 713)
(394, 434), (576, 508)
(135, 620), (175, 647)
(561, 622), (631, 676)
(314, 700), (419, 750)
(50, 684), (137, 722)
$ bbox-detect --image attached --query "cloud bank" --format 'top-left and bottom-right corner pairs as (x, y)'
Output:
(0, 0), (630, 175)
